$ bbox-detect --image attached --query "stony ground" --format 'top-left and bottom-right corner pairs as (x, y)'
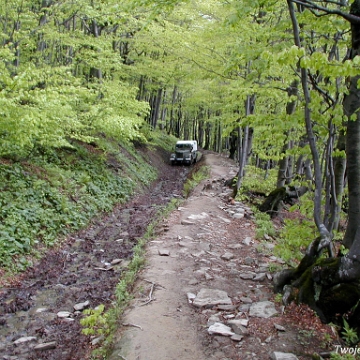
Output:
(0, 149), (342, 360)
(109, 153), (340, 360)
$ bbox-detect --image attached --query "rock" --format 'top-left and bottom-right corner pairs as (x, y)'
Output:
(253, 273), (266, 282)
(233, 213), (244, 219)
(208, 322), (235, 336)
(187, 292), (196, 303)
(91, 336), (104, 346)
(231, 334), (243, 342)
(110, 259), (122, 265)
(13, 336), (37, 345)
(205, 272), (214, 280)
(158, 249), (170, 256)
(181, 219), (195, 225)
(274, 323), (286, 331)
(188, 212), (209, 220)
(227, 243), (242, 249)
(207, 315), (221, 326)
(249, 301), (278, 318)
(193, 288), (232, 308)
(34, 341), (57, 350)
(57, 311), (72, 318)
(191, 250), (206, 258)
(244, 257), (255, 265)
(270, 352), (299, 360)
(227, 320), (250, 335)
(74, 300), (90, 311)
(188, 278), (199, 285)
(238, 303), (251, 312)
(199, 242), (211, 251)
(240, 272), (256, 280)
(217, 304), (237, 311)
(240, 297), (253, 304)
(242, 237), (252, 246)
(35, 307), (48, 313)
(221, 252), (234, 261)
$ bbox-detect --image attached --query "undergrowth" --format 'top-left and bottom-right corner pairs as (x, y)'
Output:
(183, 165), (210, 197)
(0, 134), (160, 272)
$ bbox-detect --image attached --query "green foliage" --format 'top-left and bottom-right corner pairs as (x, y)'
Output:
(253, 209), (276, 240)
(275, 218), (316, 265)
(0, 136), (165, 270)
(80, 304), (109, 336)
(183, 164), (210, 197)
(330, 353), (360, 360)
(237, 165), (278, 202)
(341, 318), (359, 346)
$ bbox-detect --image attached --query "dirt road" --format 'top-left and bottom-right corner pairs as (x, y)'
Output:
(109, 153), (336, 360)
(0, 151), (337, 360)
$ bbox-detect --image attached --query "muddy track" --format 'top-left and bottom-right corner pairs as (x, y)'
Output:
(0, 148), (195, 360)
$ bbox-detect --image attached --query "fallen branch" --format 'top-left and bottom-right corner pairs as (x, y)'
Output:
(140, 279), (165, 306)
(122, 322), (143, 330)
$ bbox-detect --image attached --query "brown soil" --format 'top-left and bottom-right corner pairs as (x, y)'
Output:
(0, 149), (341, 360)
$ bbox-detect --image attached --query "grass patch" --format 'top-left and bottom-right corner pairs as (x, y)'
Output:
(183, 163), (210, 197)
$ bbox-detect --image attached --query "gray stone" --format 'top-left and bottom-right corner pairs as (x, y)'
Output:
(238, 304), (251, 312)
(207, 315), (221, 326)
(253, 273), (266, 282)
(231, 334), (243, 342)
(188, 212), (209, 220)
(193, 288), (232, 308)
(74, 300), (90, 311)
(221, 252), (234, 261)
(158, 249), (170, 256)
(240, 272), (256, 280)
(249, 301), (278, 318)
(274, 323), (286, 331)
(181, 219), (195, 225)
(242, 237), (252, 246)
(240, 297), (253, 304)
(227, 320), (249, 335)
(33, 341), (57, 350)
(57, 311), (72, 318)
(208, 322), (235, 336)
(233, 213), (244, 219)
(228, 243), (242, 249)
(217, 304), (237, 311)
(187, 292), (196, 303)
(205, 272), (214, 281)
(13, 336), (37, 345)
(270, 352), (299, 360)
(199, 242), (211, 251)
(244, 257), (255, 265)
(111, 258), (122, 265)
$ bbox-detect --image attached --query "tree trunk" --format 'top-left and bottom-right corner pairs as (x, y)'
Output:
(275, 0), (360, 335)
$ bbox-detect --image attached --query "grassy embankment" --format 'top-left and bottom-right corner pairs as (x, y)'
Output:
(0, 131), (178, 273)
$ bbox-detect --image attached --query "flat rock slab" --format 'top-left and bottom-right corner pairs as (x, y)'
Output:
(221, 252), (234, 261)
(249, 301), (278, 318)
(192, 288), (232, 308)
(188, 212), (209, 220)
(207, 322), (234, 336)
(158, 249), (170, 256)
(270, 352), (299, 360)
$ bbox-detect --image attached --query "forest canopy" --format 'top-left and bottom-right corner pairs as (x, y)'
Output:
(3, 0), (360, 335)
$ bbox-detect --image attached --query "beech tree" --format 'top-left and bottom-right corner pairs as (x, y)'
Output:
(272, 0), (360, 329)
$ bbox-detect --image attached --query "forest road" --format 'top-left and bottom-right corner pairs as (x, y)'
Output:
(108, 153), (303, 360)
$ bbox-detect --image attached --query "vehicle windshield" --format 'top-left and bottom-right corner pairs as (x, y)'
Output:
(176, 144), (192, 150)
